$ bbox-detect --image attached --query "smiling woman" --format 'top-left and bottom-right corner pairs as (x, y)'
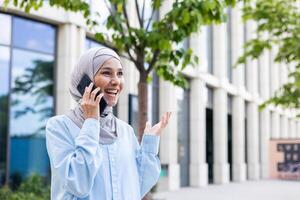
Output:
(45, 47), (171, 200)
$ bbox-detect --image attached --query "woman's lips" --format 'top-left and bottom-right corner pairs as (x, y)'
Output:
(104, 92), (118, 99)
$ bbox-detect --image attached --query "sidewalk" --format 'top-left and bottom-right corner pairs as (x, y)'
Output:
(153, 180), (300, 200)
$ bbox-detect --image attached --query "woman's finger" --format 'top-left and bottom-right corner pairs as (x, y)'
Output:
(82, 86), (90, 102)
(166, 112), (171, 123)
(161, 113), (167, 127)
(91, 87), (101, 101)
(144, 121), (151, 132)
(95, 92), (104, 104)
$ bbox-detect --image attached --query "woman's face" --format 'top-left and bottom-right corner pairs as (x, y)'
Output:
(94, 57), (124, 107)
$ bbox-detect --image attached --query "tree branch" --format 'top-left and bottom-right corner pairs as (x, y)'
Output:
(146, 7), (155, 32)
(122, 0), (131, 31)
(146, 49), (160, 74)
(104, 1), (138, 66)
(141, 0), (145, 28)
(135, 0), (143, 28)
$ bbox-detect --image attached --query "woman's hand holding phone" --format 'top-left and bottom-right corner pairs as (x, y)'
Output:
(81, 82), (103, 120)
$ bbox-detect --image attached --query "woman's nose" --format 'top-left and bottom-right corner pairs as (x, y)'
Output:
(110, 75), (120, 85)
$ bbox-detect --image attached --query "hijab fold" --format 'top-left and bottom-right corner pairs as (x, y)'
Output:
(66, 47), (121, 144)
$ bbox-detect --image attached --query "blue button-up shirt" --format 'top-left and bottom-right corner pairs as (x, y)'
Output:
(46, 115), (161, 200)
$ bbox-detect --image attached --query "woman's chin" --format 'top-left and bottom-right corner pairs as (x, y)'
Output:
(103, 95), (119, 107)
(104, 98), (117, 107)
(107, 102), (117, 107)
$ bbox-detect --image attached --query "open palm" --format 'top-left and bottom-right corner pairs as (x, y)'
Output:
(144, 112), (172, 136)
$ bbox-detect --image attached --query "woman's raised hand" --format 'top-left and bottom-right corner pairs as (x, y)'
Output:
(81, 82), (103, 120)
(144, 112), (172, 136)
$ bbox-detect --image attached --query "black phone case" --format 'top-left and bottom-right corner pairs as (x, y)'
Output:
(77, 74), (107, 115)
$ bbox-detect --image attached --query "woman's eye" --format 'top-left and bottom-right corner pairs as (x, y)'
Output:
(118, 72), (123, 76)
(102, 71), (110, 75)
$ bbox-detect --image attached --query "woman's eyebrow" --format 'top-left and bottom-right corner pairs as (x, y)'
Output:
(100, 67), (123, 70)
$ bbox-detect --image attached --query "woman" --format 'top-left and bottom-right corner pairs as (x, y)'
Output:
(46, 47), (171, 200)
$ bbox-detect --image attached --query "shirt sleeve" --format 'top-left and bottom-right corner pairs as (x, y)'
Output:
(46, 117), (103, 198)
(133, 131), (161, 198)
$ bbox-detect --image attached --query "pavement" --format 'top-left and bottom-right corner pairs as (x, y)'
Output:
(153, 180), (300, 200)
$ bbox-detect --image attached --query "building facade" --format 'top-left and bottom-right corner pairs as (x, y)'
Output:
(0, 0), (299, 191)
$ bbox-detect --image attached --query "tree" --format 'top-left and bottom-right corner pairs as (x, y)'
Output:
(4, 0), (237, 138)
(237, 0), (300, 112)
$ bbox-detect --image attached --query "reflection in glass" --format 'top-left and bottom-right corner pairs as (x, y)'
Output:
(13, 17), (56, 54)
(0, 46), (11, 94)
(0, 13), (11, 45)
(9, 49), (54, 182)
(0, 46), (10, 186)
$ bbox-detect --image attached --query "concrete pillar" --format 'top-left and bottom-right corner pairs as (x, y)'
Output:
(245, 20), (260, 180)
(271, 111), (280, 139)
(297, 121), (300, 138)
(280, 115), (288, 139)
(270, 49), (279, 96)
(246, 103), (260, 180)
(258, 49), (271, 179)
(232, 96), (246, 181)
(156, 0), (180, 191)
(245, 21), (258, 95)
(212, 22), (229, 184)
(231, 4), (246, 182)
(212, 23), (227, 80)
(213, 88), (229, 184)
(259, 109), (270, 179)
(189, 78), (208, 187)
(56, 24), (85, 114)
(117, 59), (131, 122)
(157, 80), (180, 191)
(188, 27), (208, 187)
(289, 118), (296, 138)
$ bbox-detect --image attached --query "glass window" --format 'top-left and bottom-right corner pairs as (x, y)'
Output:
(0, 46), (10, 186)
(10, 49), (54, 136)
(176, 85), (190, 186)
(86, 38), (103, 50)
(227, 95), (233, 181)
(9, 49), (54, 179)
(0, 13), (56, 186)
(151, 73), (159, 124)
(13, 17), (56, 54)
(128, 94), (139, 135)
(0, 46), (10, 94)
(206, 86), (213, 109)
(227, 94), (233, 114)
(0, 13), (11, 45)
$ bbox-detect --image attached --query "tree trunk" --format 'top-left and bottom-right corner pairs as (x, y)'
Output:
(138, 72), (148, 143)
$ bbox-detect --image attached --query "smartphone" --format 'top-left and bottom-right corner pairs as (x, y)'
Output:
(77, 74), (108, 115)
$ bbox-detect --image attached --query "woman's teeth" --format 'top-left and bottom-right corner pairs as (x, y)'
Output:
(105, 89), (117, 95)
